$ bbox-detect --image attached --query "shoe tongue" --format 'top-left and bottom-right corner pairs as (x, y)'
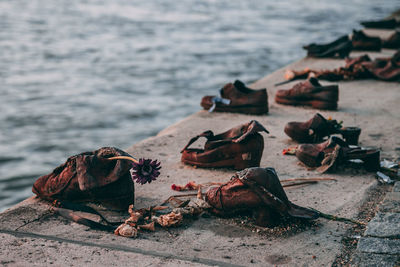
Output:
(308, 77), (321, 87)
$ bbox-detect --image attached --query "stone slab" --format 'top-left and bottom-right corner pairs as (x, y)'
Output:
(393, 181), (400, 192)
(379, 192), (400, 213)
(357, 237), (400, 255)
(364, 212), (400, 238)
(351, 252), (400, 267)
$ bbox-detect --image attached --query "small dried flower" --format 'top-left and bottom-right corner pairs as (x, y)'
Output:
(131, 158), (161, 185)
(282, 146), (297, 155)
(114, 223), (138, 238)
(157, 212), (183, 227)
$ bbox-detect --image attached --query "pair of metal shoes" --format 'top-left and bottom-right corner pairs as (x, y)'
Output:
(284, 114), (379, 173)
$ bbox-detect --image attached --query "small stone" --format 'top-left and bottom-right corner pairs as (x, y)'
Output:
(393, 182), (400, 192)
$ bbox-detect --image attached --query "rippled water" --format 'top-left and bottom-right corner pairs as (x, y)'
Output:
(0, 0), (398, 211)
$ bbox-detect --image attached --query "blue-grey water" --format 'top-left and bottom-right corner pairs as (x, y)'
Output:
(0, 0), (398, 211)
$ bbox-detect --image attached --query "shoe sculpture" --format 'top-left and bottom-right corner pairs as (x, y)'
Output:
(284, 113), (361, 145)
(382, 31), (400, 49)
(32, 147), (135, 210)
(281, 52), (400, 83)
(295, 137), (380, 173)
(351, 30), (381, 51)
(361, 18), (399, 29)
(365, 50), (400, 81)
(275, 78), (338, 110)
(205, 167), (319, 227)
(303, 35), (352, 58)
(181, 120), (268, 170)
(201, 80), (268, 115)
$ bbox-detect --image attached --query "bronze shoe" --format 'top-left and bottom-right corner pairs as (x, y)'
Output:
(275, 78), (339, 110)
(361, 18), (399, 29)
(284, 113), (361, 145)
(181, 120), (268, 170)
(351, 30), (382, 51)
(32, 147), (135, 210)
(382, 31), (400, 49)
(303, 35), (352, 58)
(201, 80), (268, 115)
(296, 137), (380, 173)
(369, 50), (400, 81)
(205, 167), (319, 227)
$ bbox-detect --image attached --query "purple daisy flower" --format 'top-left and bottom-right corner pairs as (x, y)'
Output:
(131, 158), (161, 185)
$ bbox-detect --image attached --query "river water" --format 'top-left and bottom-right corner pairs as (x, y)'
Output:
(0, 0), (398, 211)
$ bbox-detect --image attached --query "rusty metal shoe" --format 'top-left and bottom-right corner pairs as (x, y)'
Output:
(351, 30), (382, 51)
(284, 113), (361, 145)
(32, 147), (134, 210)
(382, 31), (400, 49)
(181, 120), (269, 170)
(296, 137), (380, 173)
(303, 35), (352, 58)
(275, 78), (339, 110)
(201, 80), (268, 115)
(205, 167), (319, 227)
(361, 18), (399, 29)
(368, 50), (400, 81)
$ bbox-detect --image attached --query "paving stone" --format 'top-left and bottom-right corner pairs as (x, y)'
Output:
(379, 192), (400, 213)
(351, 252), (400, 267)
(365, 212), (400, 238)
(357, 237), (400, 255)
(393, 181), (400, 192)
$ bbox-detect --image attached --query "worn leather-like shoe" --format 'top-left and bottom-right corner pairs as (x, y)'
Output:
(351, 30), (381, 51)
(361, 18), (399, 29)
(284, 113), (361, 145)
(382, 31), (400, 49)
(181, 121), (268, 170)
(275, 78), (338, 110)
(303, 35), (352, 58)
(205, 167), (319, 227)
(32, 147), (135, 210)
(201, 80), (268, 115)
(368, 50), (400, 81)
(296, 137), (380, 173)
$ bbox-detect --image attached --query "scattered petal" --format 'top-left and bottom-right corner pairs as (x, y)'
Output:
(157, 212), (183, 227)
(114, 223), (138, 238)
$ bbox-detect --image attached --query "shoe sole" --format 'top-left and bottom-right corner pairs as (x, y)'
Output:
(201, 103), (268, 115)
(181, 153), (261, 170)
(275, 96), (337, 110)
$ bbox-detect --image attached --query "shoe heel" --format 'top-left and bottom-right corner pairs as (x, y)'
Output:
(363, 150), (380, 172)
(340, 127), (361, 145)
